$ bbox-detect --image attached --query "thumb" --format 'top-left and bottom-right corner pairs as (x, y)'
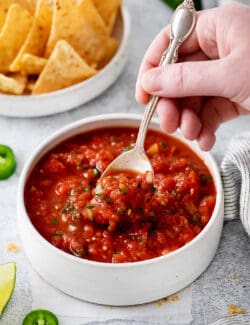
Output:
(141, 59), (231, 99)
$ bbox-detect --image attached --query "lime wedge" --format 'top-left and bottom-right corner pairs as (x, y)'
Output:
(0, 262), (16, 315)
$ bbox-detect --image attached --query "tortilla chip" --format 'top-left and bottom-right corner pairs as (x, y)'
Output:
(0, 4), (33, 72)
(45, 0), (118, 69)
(20, 54), (47, 74)
(92, 0), (121, 34)
(23, 0), (37, 12)
(25, 79), (36, 93)
(10, 0), (53, 72)
(0, 0), (34, 31)
(33, 40), (97, 94)
(0, 73), (27, 94)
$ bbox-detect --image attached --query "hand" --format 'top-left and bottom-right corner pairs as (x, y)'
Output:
(135, 2), (250, 151)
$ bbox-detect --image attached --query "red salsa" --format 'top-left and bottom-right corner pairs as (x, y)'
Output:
(25, 128), (216, 263)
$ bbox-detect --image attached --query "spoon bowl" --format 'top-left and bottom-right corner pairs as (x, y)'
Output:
(101, 146), (152, 177)
(102, 0), (196, 178)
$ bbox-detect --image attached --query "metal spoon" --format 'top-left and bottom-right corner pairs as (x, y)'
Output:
(102, 0), (196, 178)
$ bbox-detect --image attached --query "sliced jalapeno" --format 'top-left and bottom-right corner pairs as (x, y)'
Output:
(0, 145), (16, 180)
(162, 0), (202, 10)
(22, 309), (59, 325)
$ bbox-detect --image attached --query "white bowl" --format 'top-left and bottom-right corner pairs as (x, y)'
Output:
(17, 114), (224, 306)
(0, 7), (130, 118)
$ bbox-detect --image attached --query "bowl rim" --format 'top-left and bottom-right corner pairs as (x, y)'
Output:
(18, 113), (224, 269)
(0, 5), (130, 101)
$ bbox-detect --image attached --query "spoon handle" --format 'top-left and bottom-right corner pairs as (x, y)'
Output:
(135, 0), (196, 150)
(135, 43), (179, 149)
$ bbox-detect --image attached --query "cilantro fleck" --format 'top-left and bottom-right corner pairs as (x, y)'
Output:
(71, 247), (86, 258)
(102, 194), (112, 204)
(123, 143), (135, 152)
(86, 205), (95, 209)
(192, 212), (201, 225)
(62, 202), (74, 213)
(160, 141), (167, 148)
(51, 218), (59, 225)
(201, 173), (212, 184)
(72, 210), (80, 220)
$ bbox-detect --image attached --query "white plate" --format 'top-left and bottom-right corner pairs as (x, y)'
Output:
(0, 6), (130, 118)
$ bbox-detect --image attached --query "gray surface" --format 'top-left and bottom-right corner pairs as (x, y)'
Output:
(0, 0), (249, 324)
(191, 220), (250, 324)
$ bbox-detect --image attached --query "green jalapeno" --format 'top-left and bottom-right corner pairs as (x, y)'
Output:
(22, 309), (59, 325)
(0, 145), (16, 180)
(162, 0), (202, 10)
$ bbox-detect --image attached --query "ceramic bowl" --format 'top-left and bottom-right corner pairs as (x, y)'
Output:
(17, 114), (224, 306)
(0, 7), (130, 118)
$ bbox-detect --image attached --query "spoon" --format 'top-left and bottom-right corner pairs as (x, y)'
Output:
(102, 0), (196, 178)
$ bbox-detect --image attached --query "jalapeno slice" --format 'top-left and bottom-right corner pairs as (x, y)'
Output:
(22, 309), (58, 325)
(0, 145), (16, 180)
(162, 0), (202, 10)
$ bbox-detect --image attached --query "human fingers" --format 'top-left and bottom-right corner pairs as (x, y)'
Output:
(196, 128), (216, 152)
(156, 98), (179, 134)
(156, 50), (206, 139)
(179, 49), (208, 63)
(173, 51), (206, 140)
(136, 4), (238, 104)
(157, 95), (203, 138)
(136, 26), (171, 105)
(138, 13), (201, 74)
(141, 58), (231, 99)
(135, 21), (200, 105)
(180, 108), (202, 141)
(197, 97), (244, 151)
(156, 94), (246, 151)
(137, 47), (207, 107)
(176, 50), (207, 140)
(179, 97), (203, 140)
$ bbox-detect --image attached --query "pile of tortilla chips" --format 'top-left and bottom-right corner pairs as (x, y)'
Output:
(0, 0), (121, 95)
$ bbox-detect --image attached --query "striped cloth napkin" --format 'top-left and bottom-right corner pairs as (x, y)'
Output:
(212, 313), (250, 325)
(212, 133), (250, 325)
(221, 133), (250, 237)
